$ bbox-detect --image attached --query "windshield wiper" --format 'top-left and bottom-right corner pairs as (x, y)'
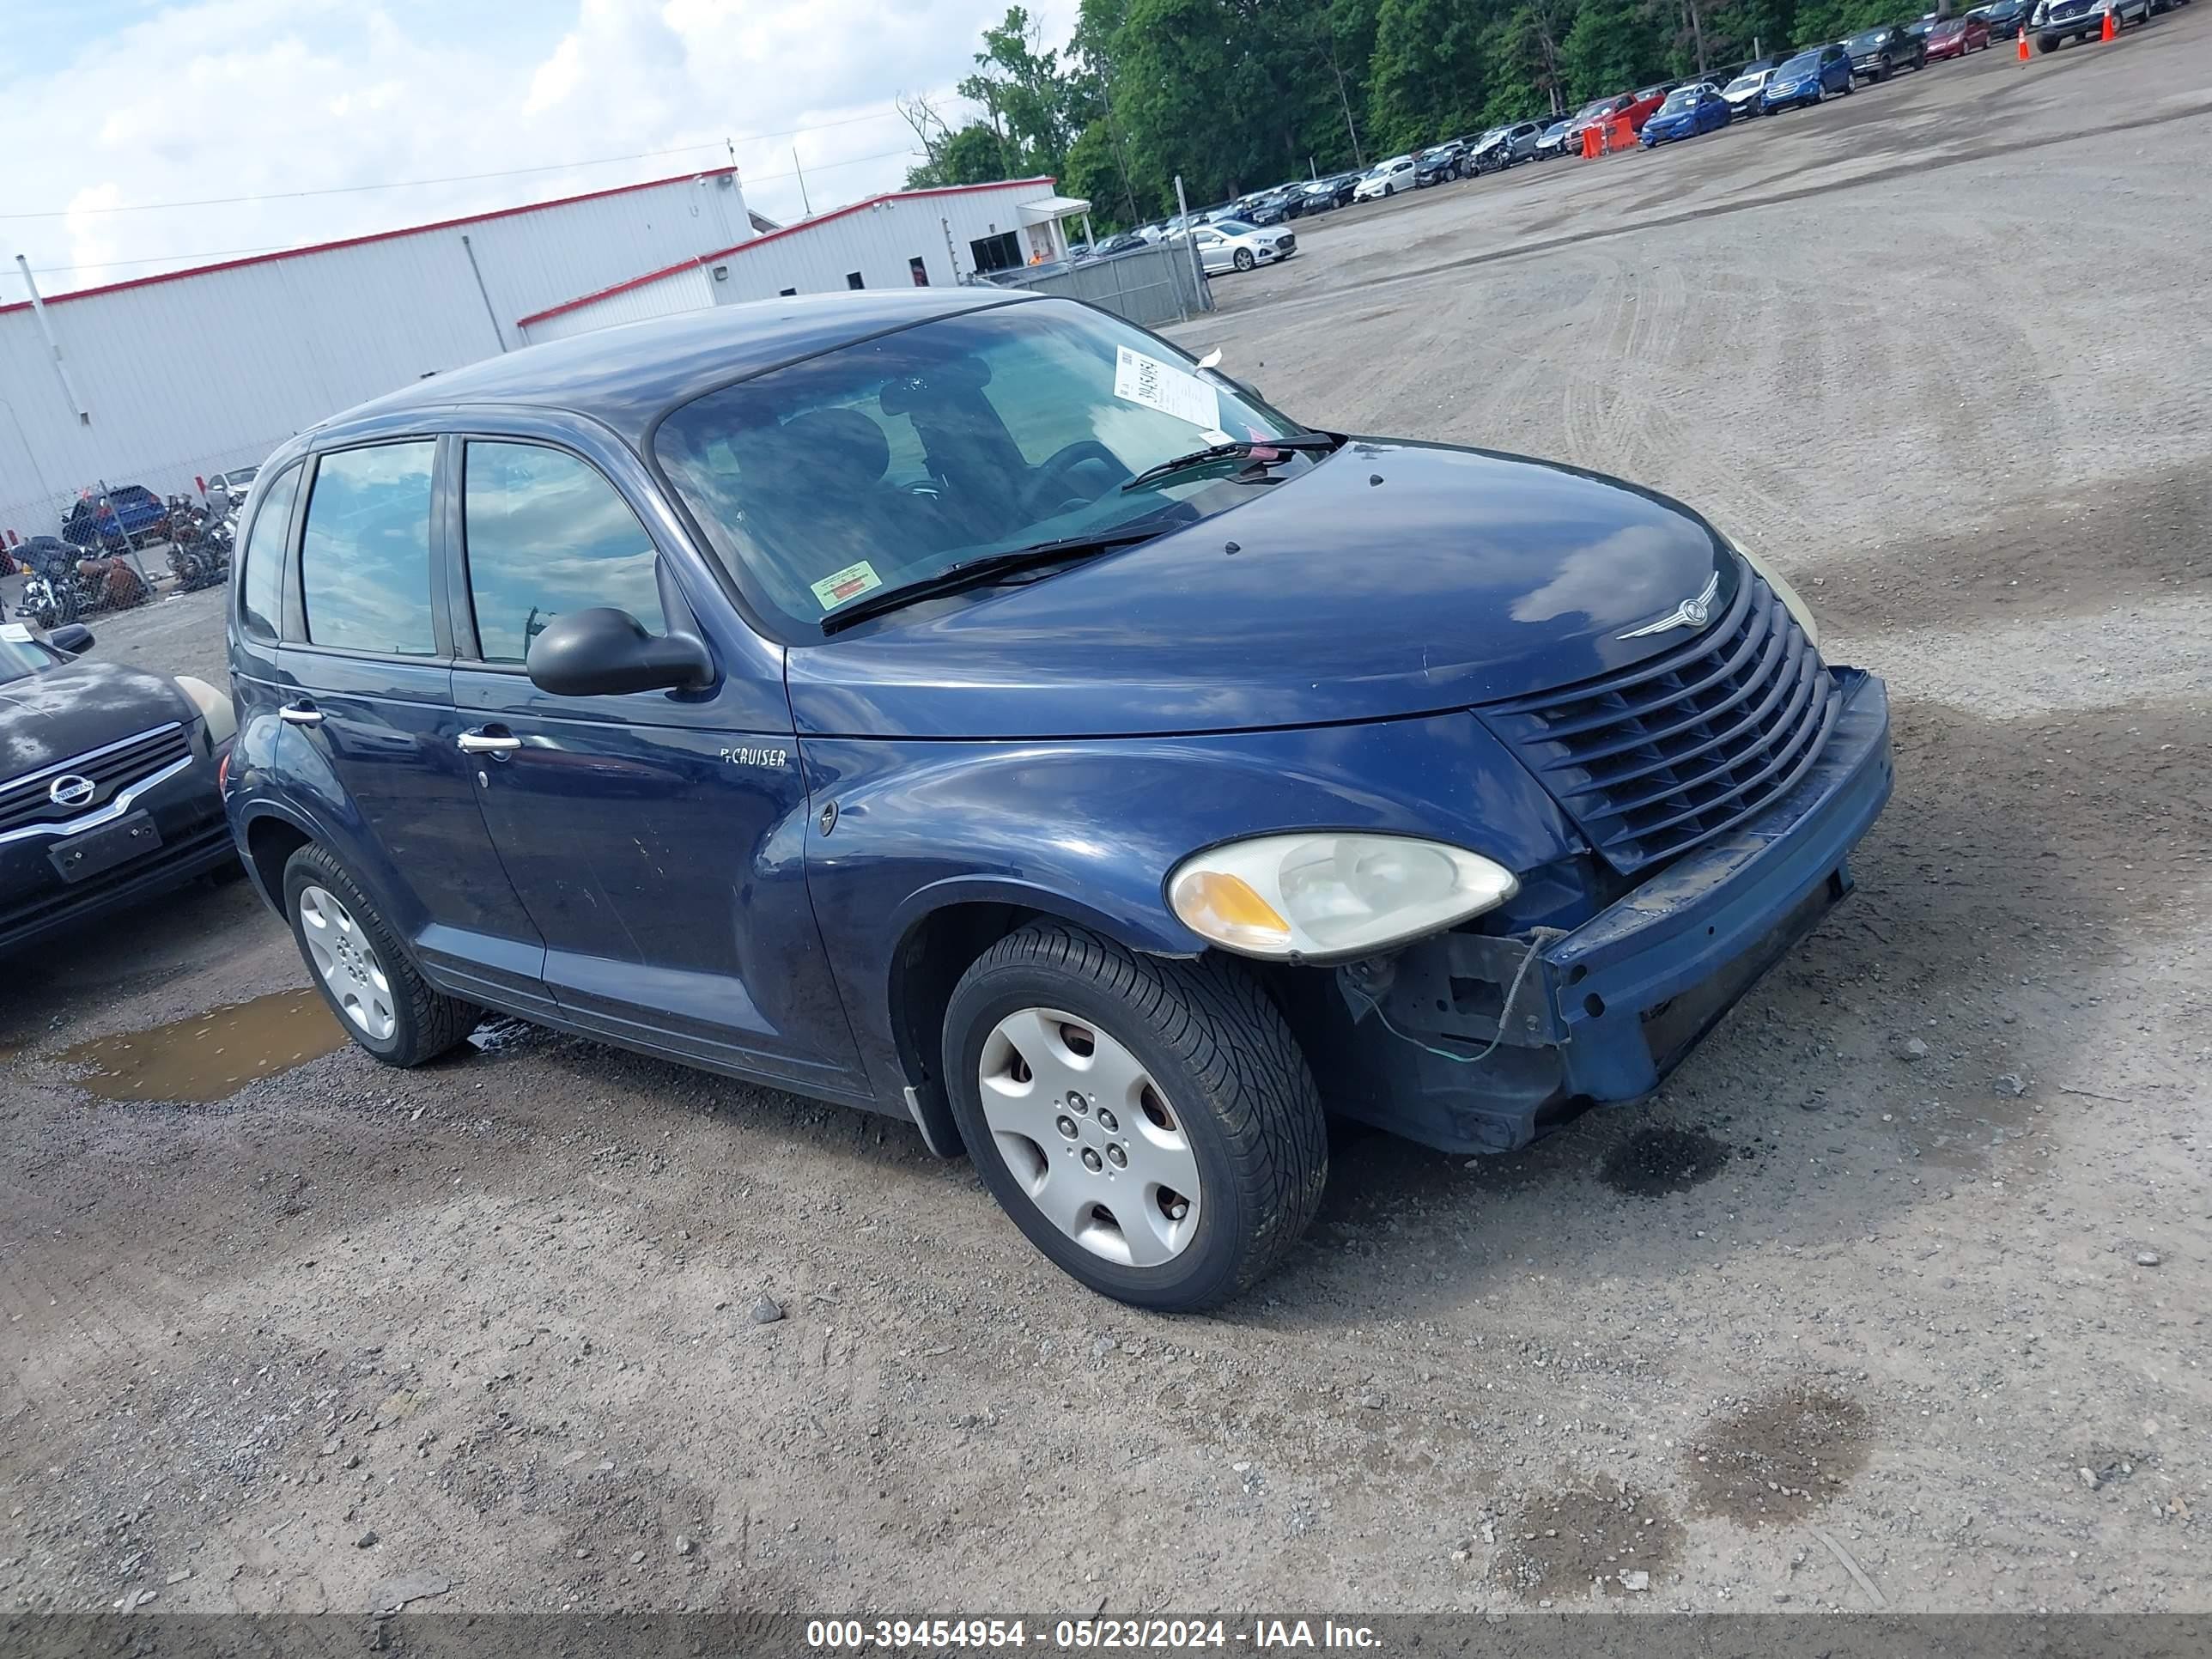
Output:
(817, 522), (1179, 635)
(1119, 432), (1340, 495)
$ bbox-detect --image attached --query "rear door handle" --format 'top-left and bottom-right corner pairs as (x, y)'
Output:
(457, 726), (522, 756)
(279, 702), (324, 726)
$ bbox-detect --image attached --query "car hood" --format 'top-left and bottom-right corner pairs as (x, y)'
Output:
(0, 661), (198, 783)
(787, 441), (1729, 740)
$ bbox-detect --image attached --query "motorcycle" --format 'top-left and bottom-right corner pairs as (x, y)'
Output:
(14, 572), (70, 629)
(164, 494), (232, 592)
(12, 546), (147, 624)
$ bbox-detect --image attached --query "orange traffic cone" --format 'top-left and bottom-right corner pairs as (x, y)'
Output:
(2018, 26), (2031, 57)
(2100, 9), (2116, 38)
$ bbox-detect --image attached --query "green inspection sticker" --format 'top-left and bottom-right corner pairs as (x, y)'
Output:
(811, 560), (884, 611)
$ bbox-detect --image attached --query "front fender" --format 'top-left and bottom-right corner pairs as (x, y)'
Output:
(799, 711), (1581, 1102)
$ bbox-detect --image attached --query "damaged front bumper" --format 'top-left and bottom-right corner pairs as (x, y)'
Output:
(1330, 667), (1892, 1154)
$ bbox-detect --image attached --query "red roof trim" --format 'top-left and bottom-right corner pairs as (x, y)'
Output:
(0, 166), (744, 316)
(514, 176), (1057, 328)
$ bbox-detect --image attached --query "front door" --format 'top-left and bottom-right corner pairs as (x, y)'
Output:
(277, 437), (550, 1010)
(443, 434), (866, 1097)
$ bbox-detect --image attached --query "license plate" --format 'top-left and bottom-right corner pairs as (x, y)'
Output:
(50, 811), (162, 884)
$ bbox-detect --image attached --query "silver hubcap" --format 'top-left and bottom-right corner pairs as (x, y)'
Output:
(298, 884), (397, 1042)
(977, 1007), (1200, 1269)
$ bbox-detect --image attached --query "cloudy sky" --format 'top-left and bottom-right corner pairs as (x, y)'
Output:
(0, 0), (1078, 302)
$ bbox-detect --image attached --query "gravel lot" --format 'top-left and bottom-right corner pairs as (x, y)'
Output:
(3, 18), (2209, 1620)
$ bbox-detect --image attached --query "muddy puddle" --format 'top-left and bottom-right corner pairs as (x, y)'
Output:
(56, 989), (347, 1103)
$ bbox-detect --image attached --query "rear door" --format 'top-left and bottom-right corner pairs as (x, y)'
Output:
(275, 436), (550, 1010)
(441, 422), (866, 1097)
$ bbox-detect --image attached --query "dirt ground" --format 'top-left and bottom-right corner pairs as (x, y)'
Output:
(3, 16), (2209, 1620)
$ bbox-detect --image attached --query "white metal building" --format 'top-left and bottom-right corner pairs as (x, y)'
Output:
(516, 178), (1087, 345)
(0, 167), (759, 543)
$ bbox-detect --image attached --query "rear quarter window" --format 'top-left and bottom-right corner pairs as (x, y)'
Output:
(237, 461), (301, 642)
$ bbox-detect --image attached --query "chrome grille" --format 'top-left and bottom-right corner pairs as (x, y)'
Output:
(1479, 562), (1840, 875)
(0, 724), (193, 836)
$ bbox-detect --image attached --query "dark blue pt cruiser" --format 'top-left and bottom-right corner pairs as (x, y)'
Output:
(222, 290), (1892, 1310)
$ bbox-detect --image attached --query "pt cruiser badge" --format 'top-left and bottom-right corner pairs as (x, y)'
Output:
(1620, 570), (1721, 639)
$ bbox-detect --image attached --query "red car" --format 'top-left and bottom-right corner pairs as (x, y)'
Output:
(1622, 85), (1672, 130)
(1923, 12), (1991, 55)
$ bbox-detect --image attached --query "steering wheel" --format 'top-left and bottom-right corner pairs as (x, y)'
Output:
(1018, 441), (1127, 520)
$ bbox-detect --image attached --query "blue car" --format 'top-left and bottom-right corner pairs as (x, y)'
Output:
(1640, 84), (1734, 146)
(222, 290), (1893, 1311)
(1761, 43), (1855, 110)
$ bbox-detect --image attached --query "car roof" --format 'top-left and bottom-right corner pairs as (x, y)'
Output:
(324, 288), (1037, 444)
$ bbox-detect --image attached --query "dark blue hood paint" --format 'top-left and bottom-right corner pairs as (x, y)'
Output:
(787, 440), (1729, 740)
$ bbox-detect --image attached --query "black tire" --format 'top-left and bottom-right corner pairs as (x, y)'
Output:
(1382, 182), (1395, 196)
(282, 843), (478, 1067)
(2037, 33), (2059, 48)
(942, 921), (1328, 1312)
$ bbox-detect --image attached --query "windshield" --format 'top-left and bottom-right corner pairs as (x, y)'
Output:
(1659, 88), (1700, 112)
(1211, 219), (1255, 236)
(655, 300), (1311, 630)
(1847, 27), (1890, 46)
(1779, 49), (1823, 70)
(1725, 71), (1766, 90)
(0, 630), (60, 684)
(1572, 99), (1614, 121)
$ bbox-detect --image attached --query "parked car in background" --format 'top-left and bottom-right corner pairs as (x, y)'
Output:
(1904, 12), (1942, 38)
(1846, 22), (1927, 78)
(1721, 66), (1776, 117)
(1301, 173), (1358, 211)
(60, 486), (170, 552)
(1094, 231), (1148, 257)
(2029, 0), (2150, 46)
(1535, 118), (1574, 156)
(1187, 218), (1296, 273)
(1413, 142), (1467, 185)
(1563, 94), (1632, 147)
(1979, 0), (2032, 37)
(222, 289), (1892, 1311)
(1353, 155), (1417, 199)
(1640, 83), (1733, 144)
(1924, 12), (1993, 53)
(1763, 44), (1855, 108)
(1469, 120), (1547, 172)
(0, 617), (236, 954)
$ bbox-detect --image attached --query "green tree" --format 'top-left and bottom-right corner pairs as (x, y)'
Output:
(1559, 0), (1668, 100)
(1366, 0), (1493, 153)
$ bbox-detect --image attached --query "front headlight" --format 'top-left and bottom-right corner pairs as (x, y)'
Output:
(1169, 833), (1518, 961)
(1729, 541), (1821, 650)
(173, 675), (237, 744)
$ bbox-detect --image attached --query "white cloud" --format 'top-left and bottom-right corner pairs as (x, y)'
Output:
(0, 0), (1079, 300)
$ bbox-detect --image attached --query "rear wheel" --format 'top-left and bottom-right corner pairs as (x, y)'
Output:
(283, 844), (478, 1066)
(942, 922), (1328, 1311)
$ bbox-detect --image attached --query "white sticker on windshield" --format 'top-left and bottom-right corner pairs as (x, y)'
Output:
(811, 560), (883, 611)
(1113, 346), (1221, 431)
(0, 623), (31, 642)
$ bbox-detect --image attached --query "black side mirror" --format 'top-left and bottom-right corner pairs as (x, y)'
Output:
(526, 608), (714, 697)
(48, 623), (94, 654)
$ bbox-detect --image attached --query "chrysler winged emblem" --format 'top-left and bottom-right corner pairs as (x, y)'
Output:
(1619, 570), (1721, 640)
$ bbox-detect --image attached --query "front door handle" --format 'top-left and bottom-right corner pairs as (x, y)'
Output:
(279, 702), (324, 726)
(457, 727), (522, 756)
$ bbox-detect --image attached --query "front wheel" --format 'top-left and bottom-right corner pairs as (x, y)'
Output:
(2037, 33), (2059, 48)
(283, 844), (478, 1066)
(942, 922), (1328, 1311)
(1232, 247), (1255, 271)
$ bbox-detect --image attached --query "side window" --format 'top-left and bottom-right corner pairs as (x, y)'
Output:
(462, 442), (665, 665)
(237, 461), (301, 641)
(299, 441), (438, 656)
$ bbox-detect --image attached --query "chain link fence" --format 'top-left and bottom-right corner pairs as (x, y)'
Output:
(979, 241), (1212, 328)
